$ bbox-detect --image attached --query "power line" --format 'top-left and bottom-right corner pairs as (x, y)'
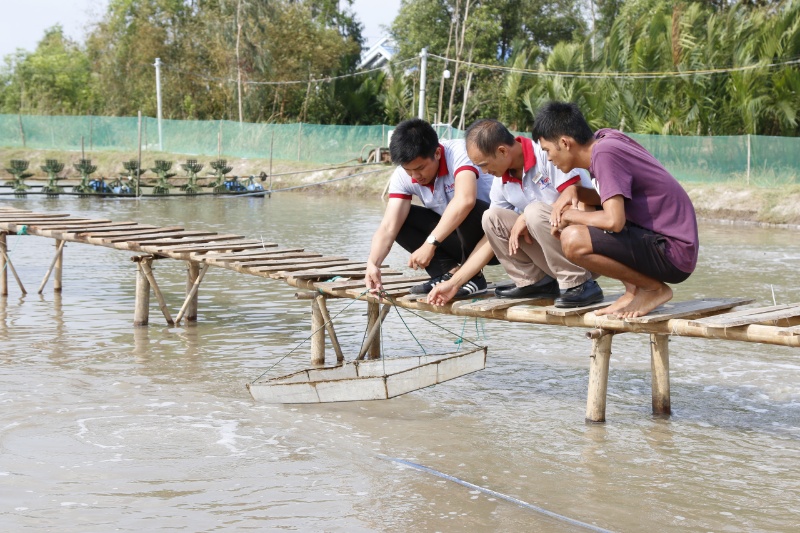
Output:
(427, 53), (800, 80)
(160, 58), (417, 87)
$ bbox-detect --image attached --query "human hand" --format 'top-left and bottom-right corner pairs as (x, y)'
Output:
(550, 185), (579, 227)
(365, 263), (383, 294)
(427, 280), (459, 306)
(408, 244), (435, 270)
(508, 214), (533, 255)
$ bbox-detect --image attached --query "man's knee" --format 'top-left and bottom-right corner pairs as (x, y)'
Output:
(523, 201), (550, 222)
(482, 207), (508, 237)
(560, 225), (591, 260)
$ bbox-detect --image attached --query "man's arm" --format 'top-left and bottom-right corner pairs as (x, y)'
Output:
(408, 169), (478, 269)
(365, 197), (411, 292)
(427, 236), (495, 306)
(557, 194), (626, 233)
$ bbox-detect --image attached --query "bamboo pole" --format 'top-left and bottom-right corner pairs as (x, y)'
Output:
(184, 261), (200, 322)
(54, 238), (63, 292)
(585, 331), (614, 423)
(0, 233), (6, 296)
(310, 296), (326, 365)
(366, 300), (382, 359)
(37, 240), (65, 294)
(650, 334), (671, 416)
(175, 263), (209, 324)
(133, 262), (151, 326)
(0, 243), (26, 295)
(357, 304), (392, 361)
(316, 294), (344, 363)
(140, 258), (174, 325)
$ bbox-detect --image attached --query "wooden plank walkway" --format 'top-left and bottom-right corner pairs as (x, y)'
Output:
(2, 206), (799, 422)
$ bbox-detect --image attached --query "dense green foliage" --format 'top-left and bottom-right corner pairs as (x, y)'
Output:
(0, 0), (797, 136)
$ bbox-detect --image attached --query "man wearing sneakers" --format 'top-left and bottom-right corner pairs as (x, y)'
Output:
(427, 119), (603, 308)
(365, 118), (495, 298)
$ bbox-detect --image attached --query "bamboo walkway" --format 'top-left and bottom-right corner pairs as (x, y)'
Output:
(1, 206), (798, 421)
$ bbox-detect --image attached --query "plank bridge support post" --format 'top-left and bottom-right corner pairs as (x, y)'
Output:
(585, 329), (614, 423)
(0, 232), (6, 296)
(650, 333), (671, 416)
(37, 239), (65, 294)
(296, 291), (344, 364)
(178, 261), (202, 323)
(366, 301), (382, 360)
(0, 231), (26, 295)
(133, 257), (151, 327)
(132, 255), (174, 326)
(310, 294), (326, 366)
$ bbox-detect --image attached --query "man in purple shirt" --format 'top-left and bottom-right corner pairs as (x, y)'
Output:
(532, 102), (699, 318)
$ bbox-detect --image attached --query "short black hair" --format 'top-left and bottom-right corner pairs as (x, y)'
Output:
(532, 101), (594, 145)
(389, 118), (439, 165)
(465, 119), (516, 156)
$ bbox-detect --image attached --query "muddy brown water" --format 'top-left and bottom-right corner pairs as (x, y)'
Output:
(1, 195), (798, 532)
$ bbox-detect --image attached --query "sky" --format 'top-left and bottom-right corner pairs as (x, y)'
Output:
(0, 0), (402, 61)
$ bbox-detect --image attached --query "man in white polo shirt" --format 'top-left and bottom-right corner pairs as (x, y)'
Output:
(428, 119), (603, 308)
(365, 118), (494, 297)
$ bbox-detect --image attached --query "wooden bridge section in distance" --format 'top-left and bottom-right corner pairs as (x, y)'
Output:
(1, 206), (798, 422)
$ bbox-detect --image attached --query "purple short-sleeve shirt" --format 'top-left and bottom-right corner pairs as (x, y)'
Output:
(590, 129), (699, 273)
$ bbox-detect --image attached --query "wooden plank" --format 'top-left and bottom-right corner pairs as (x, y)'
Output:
(622, 298), (754, 324)
(0, 213), (71, 220)
(98, 230), (209, 243)
(86, 226), (184, 239)
(158, 240), (271, 253)
(251, 259), (362, 273)
(235, 255), (348, 268)
(21, 219), (112, 228)
(40, 223), (150, 237)
(688, 303), (800, 328)
(524, 294), (625, 317)
(138, 234), (246, 250)
(286, 267), (403, 281)
(455, 295), (555, 312)
(200, 249), (311, 263)
(313, 275), (429, 292)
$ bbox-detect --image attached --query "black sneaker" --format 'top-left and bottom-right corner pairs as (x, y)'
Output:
(454, 272), (488, 299)
(408, 272), (453, 294)
(554, 279), (604, 308)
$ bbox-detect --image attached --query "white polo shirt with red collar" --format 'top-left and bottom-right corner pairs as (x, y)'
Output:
(387, 139), (493, 216)
(490, 136), (593, 213)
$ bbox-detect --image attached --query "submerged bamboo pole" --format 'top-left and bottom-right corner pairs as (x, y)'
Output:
(175, 263), (209, 325)
(357, 304), (392, 361)
(37, 240), (65, 294)
(316, 295), (344, 363)
(650, 334), (671, 416)
(184, 261), (201, 322)
(140, 258), (174, 325)
(0, 242), (26, 295)
(54, 238), (63, 292)
(0, 232), (6, 296)
(311, 296), (326, 365)
(586, 331), (614, 423)
(133, 262), (151, 326)
(366, 301), (382, 359)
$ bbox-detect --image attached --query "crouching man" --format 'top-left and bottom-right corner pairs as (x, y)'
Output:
(534, 101), (699, 318)
(428, 118), (602, 308)
(365, 118), (494, 297)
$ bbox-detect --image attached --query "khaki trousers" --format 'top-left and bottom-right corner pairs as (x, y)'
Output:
(482, 203), (592, 289)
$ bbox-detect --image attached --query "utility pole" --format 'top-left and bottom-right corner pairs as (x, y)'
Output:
(418, 48), (428, 120)
(236, 0), (244, 124)
(154, 57), (163, 151)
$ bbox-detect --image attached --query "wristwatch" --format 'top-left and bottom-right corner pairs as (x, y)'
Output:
(426, 234), (441, 247)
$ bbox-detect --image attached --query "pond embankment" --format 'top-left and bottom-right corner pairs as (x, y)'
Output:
(2, 147), (799, 227)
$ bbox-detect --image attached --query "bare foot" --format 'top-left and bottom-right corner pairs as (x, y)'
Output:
(616, 283), (673, 319)
(595, 291), (634, 316)
(594, 282), (637, 316)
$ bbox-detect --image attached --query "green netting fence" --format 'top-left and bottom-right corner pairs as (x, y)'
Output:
(1, 114), (798, 186)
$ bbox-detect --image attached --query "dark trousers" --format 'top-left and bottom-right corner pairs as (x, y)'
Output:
(395, 200), (492, 278)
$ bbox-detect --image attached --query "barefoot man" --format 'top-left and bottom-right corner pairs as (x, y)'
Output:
(532, 102), (699, 318)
